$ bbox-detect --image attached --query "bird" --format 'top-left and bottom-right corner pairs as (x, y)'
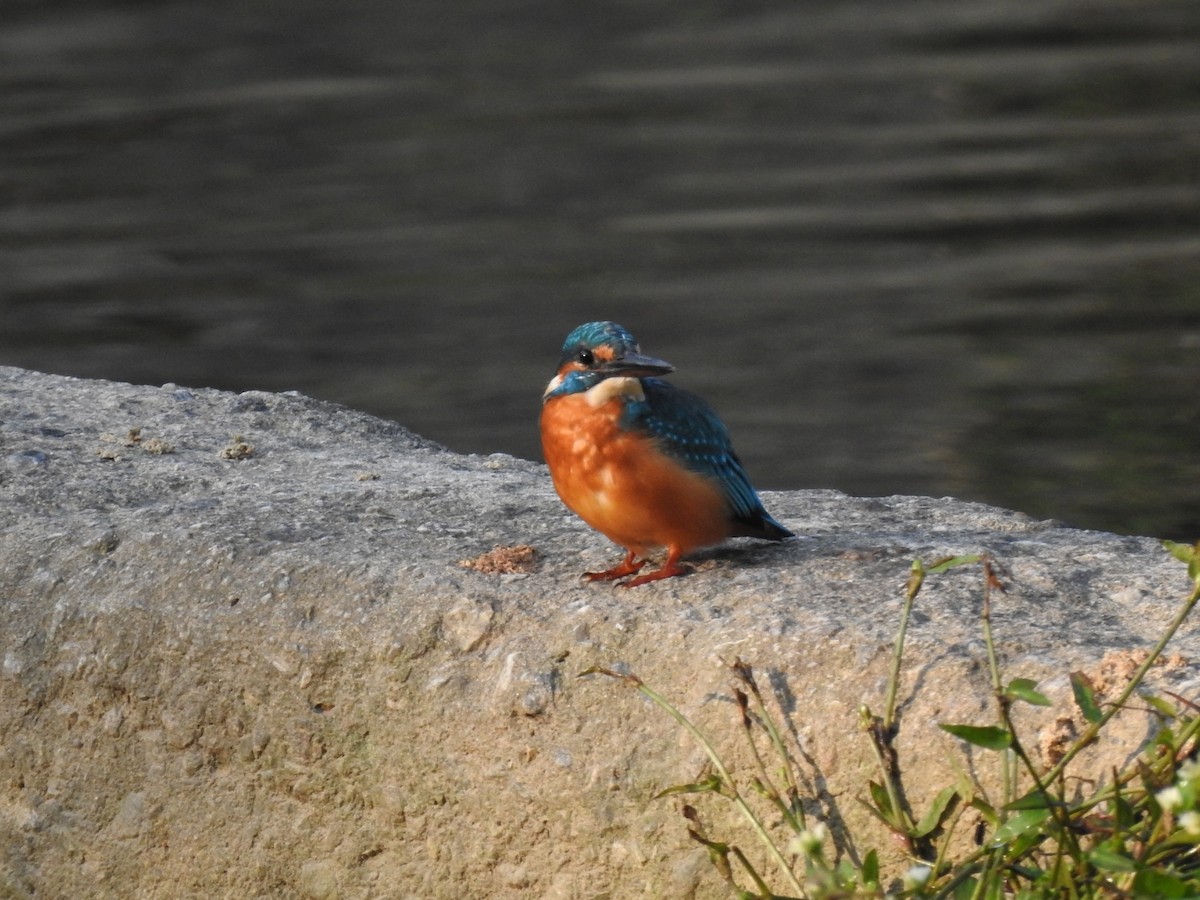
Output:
(540, 321), (793, 587)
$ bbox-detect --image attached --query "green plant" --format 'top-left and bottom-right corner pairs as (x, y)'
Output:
(585, 541), (1200, 897)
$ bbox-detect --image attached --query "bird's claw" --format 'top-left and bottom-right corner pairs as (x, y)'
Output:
(584, 551), (646, 582)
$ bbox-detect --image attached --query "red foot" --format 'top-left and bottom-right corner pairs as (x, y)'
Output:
(584, 550), (646, 582)
(622, 547), (689, 588)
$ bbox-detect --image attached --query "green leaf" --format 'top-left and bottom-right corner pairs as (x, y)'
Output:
(1008, 862), (1047, 882)
(1005, 828), (1046, 860)
(1163, 540), (1200, 582)
(970, 796), (999, 827)
(1147, 695), (1180, 719)
(861, 849), (879, 888)
(868, 780), (894, 818)
(1132, 867), (1193, 897)
(1159, 829), (1200, 849)
(1004, 790), (1059, 811)
(1114, 794), (1137, 830)
(1164, 539), (1195, 564)
(835, 857), (857, 888)
(653, 774), (724, 799)
(914, 785), (959, 837)
(941, 723), (1013, 750)
(990, 808), (1051, 845)
(1070, 671), (1103, 724)
(1088, 846), (1137, 872)
(1005, 677), (1052, 707)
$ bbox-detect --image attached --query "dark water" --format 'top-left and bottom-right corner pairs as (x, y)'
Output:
(3, 0), (1200, 539)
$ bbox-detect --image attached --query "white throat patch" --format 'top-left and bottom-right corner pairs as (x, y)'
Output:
(584, 376), (645, 408)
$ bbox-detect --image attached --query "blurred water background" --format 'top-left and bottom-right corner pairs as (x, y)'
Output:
(2, 0), (1199, 538)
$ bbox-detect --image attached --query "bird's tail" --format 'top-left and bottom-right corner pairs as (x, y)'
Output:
(733, 511), (794, 542)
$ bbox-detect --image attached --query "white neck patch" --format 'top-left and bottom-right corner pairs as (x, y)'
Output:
(584, 376), (645, 408)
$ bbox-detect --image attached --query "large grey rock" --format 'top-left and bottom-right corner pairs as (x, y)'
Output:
(1, 365), (1196, 898)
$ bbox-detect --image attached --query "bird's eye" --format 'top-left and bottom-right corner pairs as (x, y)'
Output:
(578, 348), (595, 366)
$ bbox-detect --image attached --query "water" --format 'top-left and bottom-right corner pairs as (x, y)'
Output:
(2, 0), (1199, 538)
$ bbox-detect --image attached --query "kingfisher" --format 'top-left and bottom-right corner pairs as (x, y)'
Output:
(540, 321), (793, 587)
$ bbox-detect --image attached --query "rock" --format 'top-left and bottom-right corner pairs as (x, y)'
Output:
(442, 596), (495, 652)
(297, 859), (340, 899)
(107, 791), (151, 839)
(0, 365), (1197, 897)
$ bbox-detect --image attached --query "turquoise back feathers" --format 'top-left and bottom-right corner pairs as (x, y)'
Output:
(626, 378), (792, 540)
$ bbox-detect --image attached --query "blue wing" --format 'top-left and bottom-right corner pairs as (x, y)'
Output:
(622, 378), (792, 539)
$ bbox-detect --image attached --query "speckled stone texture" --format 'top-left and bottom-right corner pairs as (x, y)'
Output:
(1, 366), (1196, 898)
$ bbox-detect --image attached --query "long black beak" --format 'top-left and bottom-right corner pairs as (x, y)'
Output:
(598, 351), (674, 378)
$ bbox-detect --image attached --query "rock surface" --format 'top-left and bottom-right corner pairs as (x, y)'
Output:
(1, 365), (1197, 898)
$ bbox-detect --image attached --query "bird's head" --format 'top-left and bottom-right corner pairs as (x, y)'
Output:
(543, 321), (674, 401)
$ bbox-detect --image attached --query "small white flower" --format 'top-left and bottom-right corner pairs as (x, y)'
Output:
(1179, 759), (1200, 786)
(1180, 810), (1200, 836)
(903, 865), (932, 889)
(1158, 786), (1184, 811)
(787, 822), (828, 857)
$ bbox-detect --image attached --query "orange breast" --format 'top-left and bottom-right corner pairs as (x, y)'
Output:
(540, 392), (731, 555)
